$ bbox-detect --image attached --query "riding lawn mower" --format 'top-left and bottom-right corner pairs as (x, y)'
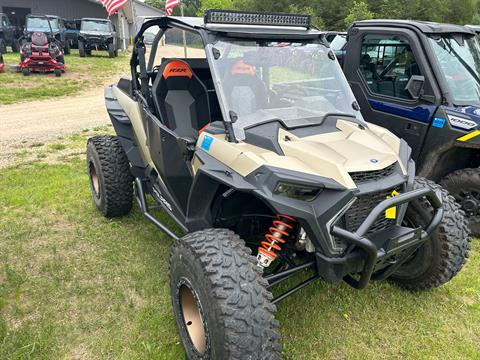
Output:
(18, 15), (65, 76)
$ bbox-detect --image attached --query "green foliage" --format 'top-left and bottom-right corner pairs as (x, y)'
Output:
(305, 0), (354, 30)
(377, 0), (476, 24)
(194, 0), (480, 30)
(345, 1), (374, 26)
(288, 5), (325, 29)
(197, 0), (234, 16)
(145, 0), (164, 9)
(230, 0), (292, 13)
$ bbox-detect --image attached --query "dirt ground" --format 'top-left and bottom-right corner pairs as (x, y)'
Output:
(0, 45), (206, 168)
(0, 87), (109, 168)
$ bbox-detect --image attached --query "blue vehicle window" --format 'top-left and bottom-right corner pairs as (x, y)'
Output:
(429, 34), (480, 105)
(27, 17), (52, 31)
(330, 35), (346, 50)
(81, 20), (111, 33)
(359, 34), (422, 100)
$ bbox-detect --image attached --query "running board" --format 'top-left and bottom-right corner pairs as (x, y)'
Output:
(134, 178), (180, 241)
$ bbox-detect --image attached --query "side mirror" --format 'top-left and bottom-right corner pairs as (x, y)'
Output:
(336, 50), (345, 67)
(405, 75), (425, 100)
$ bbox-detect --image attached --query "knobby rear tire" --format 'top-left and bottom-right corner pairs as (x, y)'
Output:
(86, 136), (133, 218)
(441, 167), (480, 235)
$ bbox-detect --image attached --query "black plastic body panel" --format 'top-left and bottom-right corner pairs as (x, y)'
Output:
(186, 149), (415, 258)
(105, 86), (148, 170)
(145, 110), (194, 211)
(117, 77), (132, 96)
(244, 121), (285, 155)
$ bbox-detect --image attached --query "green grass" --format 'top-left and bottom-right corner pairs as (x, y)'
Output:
(0, 133), (479, 359)
(0, 49), (130, 105)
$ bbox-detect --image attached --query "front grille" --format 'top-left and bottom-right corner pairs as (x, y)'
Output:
(349, 162), (397, 184)
(87, 36), (103, 42)
(343, 187), (398, 234)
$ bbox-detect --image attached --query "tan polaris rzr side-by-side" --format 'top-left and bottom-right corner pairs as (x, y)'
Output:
(86, 10), (470, 359)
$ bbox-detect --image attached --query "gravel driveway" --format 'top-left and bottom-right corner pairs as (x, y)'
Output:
(0, 45), (206, 168)
(0, 86), (110, 167)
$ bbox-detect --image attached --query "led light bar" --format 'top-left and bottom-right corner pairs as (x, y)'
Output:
(204, 9), (311, 28)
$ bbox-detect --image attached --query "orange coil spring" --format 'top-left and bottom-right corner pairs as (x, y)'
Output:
(258, 215), (297, 261)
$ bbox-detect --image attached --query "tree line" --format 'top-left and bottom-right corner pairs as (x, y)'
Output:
(145, 0), (480, 30)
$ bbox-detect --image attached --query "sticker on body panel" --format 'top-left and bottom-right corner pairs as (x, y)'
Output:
(201, 135), (214, 152)
(432, 117), (446, 128)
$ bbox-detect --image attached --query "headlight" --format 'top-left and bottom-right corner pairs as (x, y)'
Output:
(274, 182), (322, 201)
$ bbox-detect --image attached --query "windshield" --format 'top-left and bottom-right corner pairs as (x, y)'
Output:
(144, 25), (160, 38)
(26, 17), (52, 31)
(46, 17), (59, 31)
(330, 35), (346, 50)
(208, 40), (362, 139)
(429, 34), (480, 104)
(81, 20), (110, 33)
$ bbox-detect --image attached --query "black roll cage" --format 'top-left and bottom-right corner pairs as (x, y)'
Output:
(130, 16), (327, 134)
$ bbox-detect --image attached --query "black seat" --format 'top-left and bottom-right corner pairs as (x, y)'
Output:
(152, 59), (211, 139)
(222, 59), (268, 117)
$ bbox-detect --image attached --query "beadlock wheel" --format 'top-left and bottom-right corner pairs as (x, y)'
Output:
(441, 168), (480, 235)
(86, 136), (133, 218)
(170, 228), (281, 359)
(178, 281), (207, 355)
(89, 161), (100, 198)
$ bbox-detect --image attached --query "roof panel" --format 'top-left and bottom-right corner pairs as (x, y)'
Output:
(352, 19), (474, 35)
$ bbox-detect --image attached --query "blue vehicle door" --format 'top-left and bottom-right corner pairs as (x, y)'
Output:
(344, 28), (441, 160)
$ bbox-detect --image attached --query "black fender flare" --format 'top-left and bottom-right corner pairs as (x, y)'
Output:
(185, 150), (257, 231)
(105, 85), (148, 175)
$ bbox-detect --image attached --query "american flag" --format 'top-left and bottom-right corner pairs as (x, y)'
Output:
(100, 0), (129, 16)
(165, 0), (180, 15)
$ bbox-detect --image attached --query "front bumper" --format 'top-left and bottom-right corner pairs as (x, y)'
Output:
(83, 38), (111, 51)
(316, 187), (443, 288)
(19, 56), (65, 73)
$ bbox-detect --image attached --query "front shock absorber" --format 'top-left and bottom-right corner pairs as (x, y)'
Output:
(257, 215), (297, 268)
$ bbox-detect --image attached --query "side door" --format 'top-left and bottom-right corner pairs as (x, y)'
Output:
(141, 28), (209, 215)
(344, 27), (441, 160)
(2, 15), (13, 44)
(59, 19), (66, 42)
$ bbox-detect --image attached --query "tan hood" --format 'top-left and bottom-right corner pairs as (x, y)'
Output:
(195, 119), (406, 189)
